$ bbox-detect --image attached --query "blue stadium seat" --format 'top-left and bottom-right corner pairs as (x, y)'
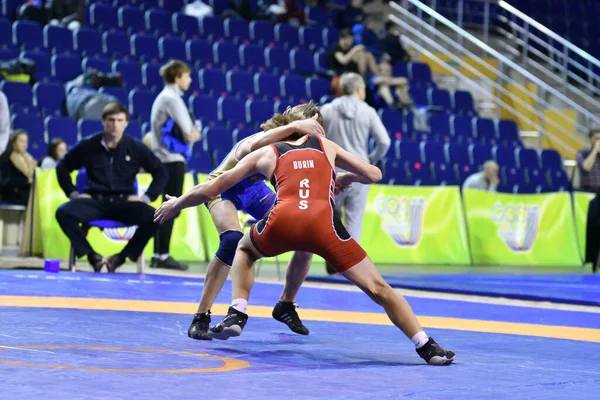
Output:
(432, 163), (458, 185)
(457, 164), (478, 183)
(186, 38), (214, 66)
(82, 56), (112, 74)
(515, 184), (536, 194)
(240, 43), (266, 72)
(280, 74), (307, 100)
(159, 36), (186, 62)
(188, 143), (215, 173)
(1, 80), (33, 108)
(378, 109), (404, 140)
(254, 72), (281, 99)
(189, 94), (218, 125)
(299, 26), (323, 50)
(202, 126), (233, 153)
(428, 88), (452, 111)
(90, 3), (119, 30)
(392, 61), (408, 77)
(118, 6), (145, 34)
(142, 62), (162, 90)
(398, 140), (421, 163)
(226, 70), (253, 97)
(502, 167), (525, 186)
(213, 148), (228, 166)
(224, 18), (250, 44)
(11, 114), (44, 140)
(322, 28), (339, 48)
(274, 100), (293, 114)
(445, 142), (469, 166)
(548, 168), (570, 191)
(0, 48), (19, 62)
(13, 20), (43, 50)
(33, 81), (65, 116)
(160, 0), (186, 14)
(275, 23), (299, 49)
(129, 89), (155, 122)
(247, 98), (274, 125)
(233, 127), (256, 144)
(305, 6), (328, 26)
(385, 159), (408, 185)
(429, 113), (451, 141)
(497, 119), (522, 147)
(45, 115), (78, 145)
(421, 141), (445, 164)
(290, 48), (315, 75)
(213, 41), (240, 67)
(453, 90), (476, 116)
(451, 115), (475, 144)
(408, 62), (434, 88)
(78, 119), (104, 138)
(314, 51), (328, 74)
(112, 60), (142, 89)
(208, 0), (233, 15)
(43, 25), (73, 53)
(407, 161), (433, 184)
(540, 149), (562, 170)
(173, 12), (200, 39)
(408, 87), (428, 107)
(103, 31), (131, 58)
(494, 146), (517, 168)
(306, 77), (330, 100)
(218, 96), (247, 126)
(527, 168), (548, 188)
(265, 46), (291, 73)
(137, 0), (160, 12)
(28, 135), (47, 160)
(131, 34), (160, 62)
(199, 68), (227, 95)
(0, 17), (10, 48)
(474, 118), (497, 145)
(75, 28), (102, 57)
(145, 8), (172, 35)
(99, 86), (129, 107)
(470, 144), (493, 167)
(200, 15), (225, 40)
(516, 148), (539, 169)
(250, 20), (275, 45)
(125, 120), (142, 139)
(21, 50), (51, 81)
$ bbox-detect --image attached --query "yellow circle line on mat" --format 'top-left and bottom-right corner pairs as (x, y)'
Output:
(0, 345), (250, 373)
(1, 295), (599, 344)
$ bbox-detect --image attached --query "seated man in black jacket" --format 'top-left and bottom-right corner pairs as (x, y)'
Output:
(55, 102), (168, 272)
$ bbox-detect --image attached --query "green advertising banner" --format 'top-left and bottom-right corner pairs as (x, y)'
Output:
(36, 170), (204, 262)
(360, 185), (471, 264)
(463, 189), (581, 266)
(573, 191), (596, 261)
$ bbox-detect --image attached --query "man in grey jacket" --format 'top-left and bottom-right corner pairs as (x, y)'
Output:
(320, 72), (390, 274)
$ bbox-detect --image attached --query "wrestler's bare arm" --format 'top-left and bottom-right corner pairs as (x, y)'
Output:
(326, 140), (382, 184)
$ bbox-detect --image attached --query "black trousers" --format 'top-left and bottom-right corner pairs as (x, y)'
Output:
(585, 194), (600, 272)
(55, 196), (157, 260)
(155, 161), (186, 254)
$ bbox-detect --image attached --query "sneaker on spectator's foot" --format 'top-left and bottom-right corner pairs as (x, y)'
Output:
(209, 307), (248, 340)
(88, 252), (104, 273)
(416, 338), (456, 365)
(150, 256), (188, 271)
(272, 301), (309, 335)
(106, 253), (126, 273)
(188, 312), (212, 340)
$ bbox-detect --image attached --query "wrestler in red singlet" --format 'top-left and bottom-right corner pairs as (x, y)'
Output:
(250, 133), (367, 272)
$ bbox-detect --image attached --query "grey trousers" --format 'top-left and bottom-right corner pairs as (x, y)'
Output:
(334, 183), (370, 243)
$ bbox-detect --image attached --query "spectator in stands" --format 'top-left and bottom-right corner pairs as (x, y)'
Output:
(0, 91), (9, 155)
(65, 71), (123, 122)
(328, 29), (380, 78)
(149, 60), (201, 271)
(0, 130), (37, 206)
(371, 58), (411, 109)
(39, 137), (66, 170)
(577, 129), (600, 272)
(55, 103), (167, 273)
(320, 72), (389, 275)
(462, 160), (499, 192)
(353, 16), (383, 57)
(339, 0), (366, 28)
(46, 0), (84, 31)
(383, 21), (412, 65)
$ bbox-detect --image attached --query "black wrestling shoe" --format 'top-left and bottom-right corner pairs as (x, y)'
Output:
(87, 252), (104, 273)
(150, 256), (189, 271)
(106, 253), (126, 273)
(416, 338), (456, 365)
(188, 312), (212, 341)
(272, 301), (309, 335)
(208, 307), (248, 340)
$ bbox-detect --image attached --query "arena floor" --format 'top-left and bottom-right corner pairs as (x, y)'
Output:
(0, 261), (598, 400)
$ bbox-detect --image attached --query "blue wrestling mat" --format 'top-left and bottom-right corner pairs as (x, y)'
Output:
(0, 271), (598, 400)
(307, 273), (600, 306)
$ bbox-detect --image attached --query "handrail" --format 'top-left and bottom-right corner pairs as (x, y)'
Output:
(498, 0), (600, 69)
(393, 0), (600, 130)
(388, 13), (578, 155)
